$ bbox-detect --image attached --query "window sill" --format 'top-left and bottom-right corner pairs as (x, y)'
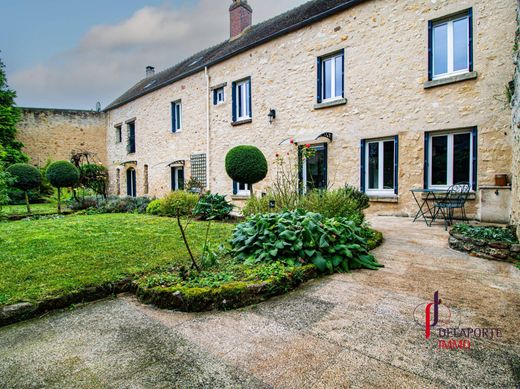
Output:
(314, 98), (347, 110)
(368, 195), (399, 203)
(231, 195), (250, 200)
(423, 71), (478, 89)
(231, 118), (252, 126)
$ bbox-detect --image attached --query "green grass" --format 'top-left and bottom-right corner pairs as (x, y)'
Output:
(0, 213), (234, 306)
(0, 203), (59, 216)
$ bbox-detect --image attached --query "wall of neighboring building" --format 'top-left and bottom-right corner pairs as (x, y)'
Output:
(106, 0), (516, 219)
(18, 108), (107, 166)
(512, 0), (520, 236)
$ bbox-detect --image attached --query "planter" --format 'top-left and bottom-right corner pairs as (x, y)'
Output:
(494, 174), (508, 187)
(449, 231), (519, 263)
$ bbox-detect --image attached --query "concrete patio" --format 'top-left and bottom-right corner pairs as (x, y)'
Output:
(1, 216), (519, 388)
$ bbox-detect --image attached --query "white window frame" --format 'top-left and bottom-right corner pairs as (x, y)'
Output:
(235, 79), (251, 120)
(172, 101), (182, 132)
(237, 182), (250, 196)
(428, 130), (473, 190)
(214, 87), (225, 105)
(321, 53), (343, 102)
(365, 138), (395, 196)
(432, 15), (470, 80)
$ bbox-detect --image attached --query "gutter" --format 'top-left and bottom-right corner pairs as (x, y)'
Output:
(104, 0), (366, 111)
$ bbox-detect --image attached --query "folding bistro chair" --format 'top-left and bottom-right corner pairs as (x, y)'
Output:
(432, 182), (471, 230)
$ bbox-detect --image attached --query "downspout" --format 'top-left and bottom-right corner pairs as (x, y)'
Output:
(205, 66), (211, 191)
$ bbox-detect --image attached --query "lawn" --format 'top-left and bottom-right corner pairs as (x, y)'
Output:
(0, 203), (59, 216)
(0, 213), (235, 306)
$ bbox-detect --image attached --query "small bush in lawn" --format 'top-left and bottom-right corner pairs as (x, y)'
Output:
(159, 191), (199, 216)
(231, 210), (383, 273)
(46, 161), (80, 213)
(193, 193), (234, 220)
(6, 163), (42, 213)
(146, 199), (162, 215)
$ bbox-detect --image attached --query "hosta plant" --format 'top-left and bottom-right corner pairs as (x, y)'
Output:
(231, 210), (383, 273)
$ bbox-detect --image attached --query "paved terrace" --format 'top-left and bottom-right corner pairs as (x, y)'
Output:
(1, 217), (519, 388)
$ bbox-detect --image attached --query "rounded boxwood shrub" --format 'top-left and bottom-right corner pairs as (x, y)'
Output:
(225, 146), (268, 185)
(6, 163), (42, 213)
(46, 161), (80, 213)
(159, 191), (199, 217)
(146, 199), (162, 215)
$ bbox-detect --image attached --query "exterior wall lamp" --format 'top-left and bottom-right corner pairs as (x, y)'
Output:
(268, 109), (276, 124)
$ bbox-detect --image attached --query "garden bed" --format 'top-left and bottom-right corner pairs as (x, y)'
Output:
(449, 224), (520, 263)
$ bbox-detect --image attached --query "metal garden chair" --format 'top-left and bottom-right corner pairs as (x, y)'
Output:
(432, 182), (471, 230)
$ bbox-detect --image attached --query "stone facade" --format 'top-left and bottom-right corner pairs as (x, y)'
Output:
(512, 0), (520, 237)
(18, 108), (107, 166)
(106, 0), (516, 219)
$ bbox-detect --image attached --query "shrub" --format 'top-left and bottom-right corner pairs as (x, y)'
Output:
(79, 163), (108, 197)
(452, 224), (518, 244)
(193, 193), (234, 220)
(0, 164), (12, 210)
(231, 210), (383, 273)
(146, 199), (162, 215)
(242, 195), (273, 217)
(46, 161), (80, 213)
(225, 146), (268, 186)
(6, 163), (42, 213)
(68, 195), (152, 214)
(159, 191), (199, 217)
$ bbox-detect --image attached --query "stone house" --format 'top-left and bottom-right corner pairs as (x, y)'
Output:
(103, 0), (517, 218)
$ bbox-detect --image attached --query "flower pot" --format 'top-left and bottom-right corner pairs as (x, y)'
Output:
(494, 174), (508, 187)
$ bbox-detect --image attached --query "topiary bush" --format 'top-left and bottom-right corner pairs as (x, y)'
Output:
(6, 163), (42, 213)
(225, 146), (268, 187)
(231, 210), (383, 273)
(158, 191), (199, 217)
(193, 193), (234, 220)
(46, 161), (80, 213)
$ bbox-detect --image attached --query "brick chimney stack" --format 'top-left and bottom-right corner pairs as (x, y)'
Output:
(146, 66), (155, 77)
(229, 0), (252, 39)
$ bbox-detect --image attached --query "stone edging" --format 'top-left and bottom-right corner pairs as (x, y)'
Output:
(449, 232), (520, 263)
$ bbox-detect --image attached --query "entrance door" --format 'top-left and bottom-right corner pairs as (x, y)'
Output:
(301, 144), (328, 193)
(126, 168), (137, 197)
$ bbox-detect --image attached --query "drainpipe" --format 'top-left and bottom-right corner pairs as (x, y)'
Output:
(205, 66), (211, 191)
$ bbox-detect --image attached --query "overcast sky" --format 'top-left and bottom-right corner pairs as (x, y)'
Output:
(0, 0), (308, 110)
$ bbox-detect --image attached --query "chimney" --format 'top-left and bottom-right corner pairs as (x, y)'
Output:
(229, 0), (252, 39)
(146, 66), (155, 77)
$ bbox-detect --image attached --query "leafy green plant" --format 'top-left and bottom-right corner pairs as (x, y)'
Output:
(6, 163), (42, 213)
(452, 223), (518, 244)
(158, 191), (199, 217)
(146, 199), (162, 215)
(45, 161), (80, 213)
(0, 162), (13, 211)
(225, 145), (268, 189)
(231, 210), (383, 273)
(79, 163), (108, 197)
(68, 195), (152, 214)
(193, 193), (234, 220)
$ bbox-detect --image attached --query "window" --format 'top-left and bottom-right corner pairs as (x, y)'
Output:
(233, 181), (250, 196)
(127, 121), (136, 154)
(232, 78), (251, 121)
(425, 129), (477, 190)
(299, 144), (328, 194)
(361, 137), (398, 196)
(171, 166), (185, 191)
(115, 125), (122, 143)
(429, 9), (473, 80)
(213, 87), (225, 105)
(317, 50), (344, 103)
(171, 101), (182, 132)
(126, 168), (137, 197)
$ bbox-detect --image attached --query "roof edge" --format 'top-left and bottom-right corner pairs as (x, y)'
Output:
(104, 0), (365, 111)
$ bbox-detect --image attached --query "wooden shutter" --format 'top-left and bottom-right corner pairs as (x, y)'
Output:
(360, 139), (366, 192)
(471, 127), (478, 191)
(394, 135), (399, 195)
(424, 132), (430, 189)
(247, 78), (252, 118)
(232, 180), (238, 195)
(171, 103), (177, 133)
(341, 50), (345, 98)
(232, 82), (237, 122)
(468, 8), (474, 72)
(427, 20), (433, 81)
(213, 90), (217, 106)
(317, 57), (323, 103)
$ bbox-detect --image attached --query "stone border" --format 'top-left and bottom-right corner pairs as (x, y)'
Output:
(2, 210), (74, 221)
(449, 231), (520, 263)
(136, 265), (319, 312)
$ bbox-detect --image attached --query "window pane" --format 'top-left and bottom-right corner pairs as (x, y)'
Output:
(453, 133), (471, 184)
(306, 145), (326, 191)
(335, 55), (343, 97)
(433, 23), (448, 76)
(431, 136), (448, 186)
(176, 104), (181, 129)
(323, 59), (332, 100)
(383, 141), (395, 189)
(453, 18), (469, 72)
(368, 143), (379, 190)
(177, 168), (185, 190)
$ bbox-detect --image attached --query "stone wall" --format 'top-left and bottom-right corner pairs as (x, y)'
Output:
(106, 0), (516, 218)
(512, 0), (520, 237)
(17, 108), (107, 166)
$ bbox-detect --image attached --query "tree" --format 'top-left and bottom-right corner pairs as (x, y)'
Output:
(6, 163), (42, 213)
(46, 161), (80, 213)
(0, 57), (28, 165)
(225, 146), (268, 192)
